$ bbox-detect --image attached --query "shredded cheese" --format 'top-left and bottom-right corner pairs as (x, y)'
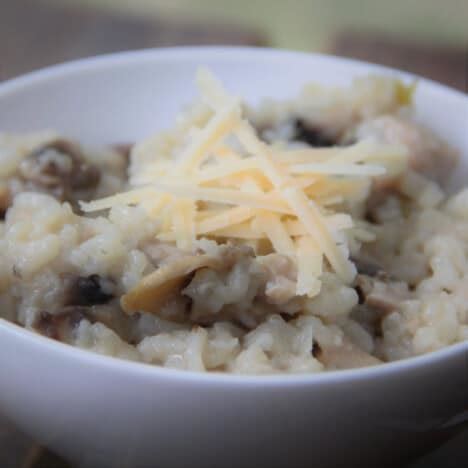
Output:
(195, 158), (261, 184)
(176, 104), (241, 173)
(254, 212), (296, 256)
(289, 162), (386, 176)
(158, 212), (353, 242)
(81, 68), (410, 297)
(80, 187), (158, 212)
(282, 187), (354, 282)
(151, 182), (293, 214)
(196, 206), (255, 234)
(172, 199), (196, 250)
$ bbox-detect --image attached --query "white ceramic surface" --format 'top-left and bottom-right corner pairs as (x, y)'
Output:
(0, 47), (467, 468)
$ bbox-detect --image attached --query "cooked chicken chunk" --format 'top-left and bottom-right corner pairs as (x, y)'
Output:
(355, 115), (458, 184)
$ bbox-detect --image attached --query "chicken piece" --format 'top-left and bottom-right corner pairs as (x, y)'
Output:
(355, 115), (458, 185)
(308, 316), (382, 370)
(315, 336), (382, 370)
(354, 274), (410, 315)
(350, 256), (411, 339)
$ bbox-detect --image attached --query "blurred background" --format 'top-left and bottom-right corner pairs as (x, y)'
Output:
(1, 0), (467, 90)
(0, 0), (467, 466)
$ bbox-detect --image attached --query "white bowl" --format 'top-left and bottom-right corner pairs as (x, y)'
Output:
(0, 47), (467, 468)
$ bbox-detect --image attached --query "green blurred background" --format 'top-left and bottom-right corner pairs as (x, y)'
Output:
(56, 0), (468, 51)
(2, 0), (467, 91)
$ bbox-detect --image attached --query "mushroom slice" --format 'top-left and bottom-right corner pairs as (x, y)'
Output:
(121, 255), (222, 315)
(0, 184), (10, 219)
(316, 337), (382, 370)
(354, 274), (409, 314)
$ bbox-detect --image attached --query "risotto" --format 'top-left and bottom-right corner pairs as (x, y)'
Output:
(0, 70), (466, 374)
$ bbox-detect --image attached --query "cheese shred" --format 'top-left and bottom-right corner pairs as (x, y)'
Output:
(81, 68), (409, 296)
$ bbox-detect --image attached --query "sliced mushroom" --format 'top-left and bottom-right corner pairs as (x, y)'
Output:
(35, 303), (136, 345)
(111, 143), (133, 162)
(18, 139), (101, 206)
(351, 256), (386, 278)
(0, 184), (10, 220)
(351, 254), (411, 317)
(316, 336), (382, 370)
(121, 255), (223, 315)
(34, 307), (91, 342)
(292, 118), (338, 147)
(63, 274), (115, 307)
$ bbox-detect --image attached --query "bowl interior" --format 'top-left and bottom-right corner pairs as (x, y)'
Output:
(0, 47), (466, 190)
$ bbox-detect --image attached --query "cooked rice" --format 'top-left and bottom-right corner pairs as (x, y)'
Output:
(0, 72), (465, 374)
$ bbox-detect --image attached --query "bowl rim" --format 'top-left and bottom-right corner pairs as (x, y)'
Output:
(0, 45), (466, 101)
(0, 45), (467, 386)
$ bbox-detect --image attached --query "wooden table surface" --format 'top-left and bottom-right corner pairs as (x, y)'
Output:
(331, 32), (467, 93)
(0, 0), (466, 467)
(0, 0), (265, 81)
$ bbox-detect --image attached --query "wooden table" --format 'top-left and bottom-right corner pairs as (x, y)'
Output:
(0, 0), (265, 81)
(331, 32), (467, 92)
(1, 0), (466, 466)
